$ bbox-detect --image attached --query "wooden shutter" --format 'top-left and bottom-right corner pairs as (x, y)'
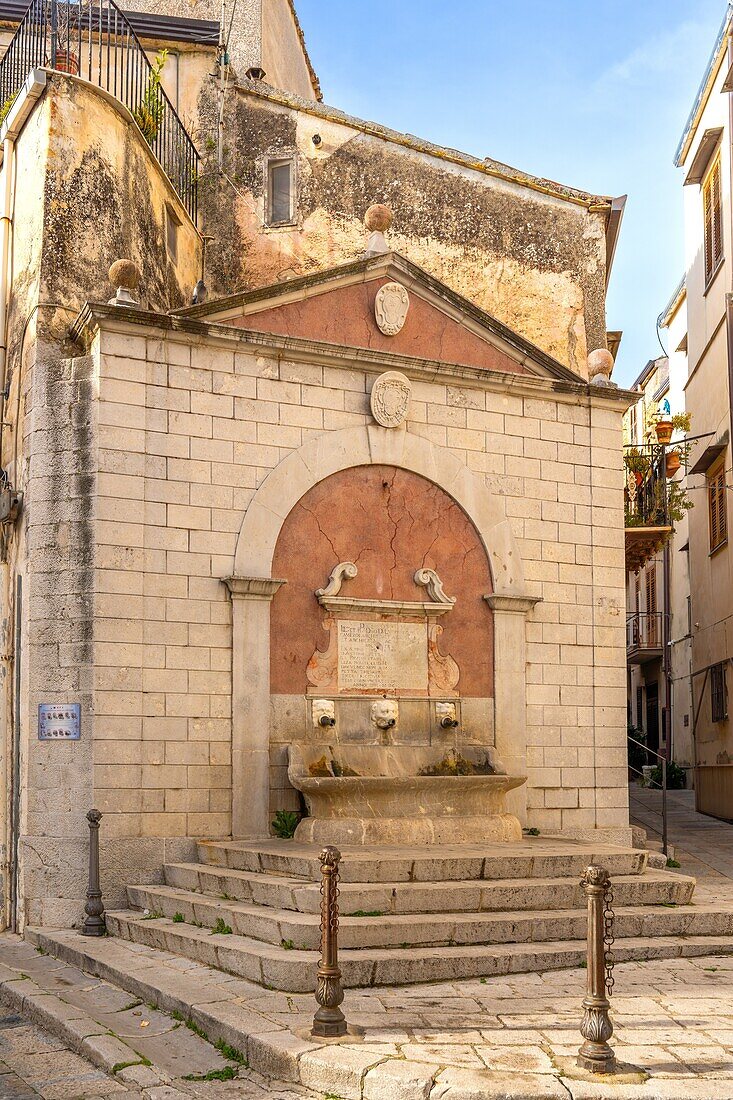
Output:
(709, 462), (728, 552)
(645, 567), (657, 645)
(704, 156), (723, 285)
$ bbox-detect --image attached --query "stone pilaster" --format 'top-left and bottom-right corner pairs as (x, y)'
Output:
(224, 577), (286, 839)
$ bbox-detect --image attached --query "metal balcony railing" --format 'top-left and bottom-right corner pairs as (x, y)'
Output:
(0, 0), (198, 218)
(626, 612), (663, 650)
(624, 444), (669, 529)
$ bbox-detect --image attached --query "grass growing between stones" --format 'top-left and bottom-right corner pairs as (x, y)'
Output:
(348, 910), (384, 917)
(141, 910), (164, 920)
(183, 1066), (238, 1081)
(281, 939), (295, 950)
(112, 1057), (151, 1074)
(215, 1038), (247, 1065)
(172, 912), (185, 923)
(211, 917), (233, 935)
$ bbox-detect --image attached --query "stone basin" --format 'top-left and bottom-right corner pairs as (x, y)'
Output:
(288, 743), (526, 845)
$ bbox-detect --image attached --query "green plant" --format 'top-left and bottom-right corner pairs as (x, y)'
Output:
(0, 92), (18, 126)
(211, 917), (233, 935)
(627, 725), (648, 773)
(172, 912), (185, 923)
(625, 447), (651, 477)
(133, 49), (168, 144)
(348, 910), (384, 917)
(525, 827), (540, 837)
(667, 858), (681, 869)
(672, 412), (692, 433)
(215, 1039), (247, 1065)
(112, 1057), (151, 1074)
(141, 910), (163, 920)
(281, 939), (295, 950)
(649, 760), (687, 790)
(183, 1066), (238, 1082)
(271, 810), (300, 839)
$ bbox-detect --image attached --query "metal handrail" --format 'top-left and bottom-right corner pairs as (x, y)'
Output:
(0, 0), (198, 218)
(627, 734), (667, 856)
(626, 611), (663, 649)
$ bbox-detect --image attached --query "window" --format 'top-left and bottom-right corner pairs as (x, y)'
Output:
(711, 661), (728, 723)
(645, 566), (658, 646)
(165, 203), (181, 263)
(703, 154), (723, 286)
(708, 459), (727, 553)
(267, 159), (294, 225)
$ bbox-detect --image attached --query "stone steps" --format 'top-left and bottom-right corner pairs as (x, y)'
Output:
(126, 881), (733, 952)
(104, 908), (733, 992)
(161, 862), (694, 915)
(196, 839), (648, 882)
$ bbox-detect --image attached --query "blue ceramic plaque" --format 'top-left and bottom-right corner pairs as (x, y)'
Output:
(38, 703), (81, 741)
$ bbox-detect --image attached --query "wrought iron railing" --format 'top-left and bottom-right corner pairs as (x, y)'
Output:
(626, 612), (663, 650)
(624, 444), (669, 528)
(0, 0), (198, 218)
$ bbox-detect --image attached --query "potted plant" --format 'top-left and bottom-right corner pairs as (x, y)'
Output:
(133, 50), (168, 146)
(655, 417), (673, 445)
(665, 449), (681, 477)
(625, 447), (651, 486)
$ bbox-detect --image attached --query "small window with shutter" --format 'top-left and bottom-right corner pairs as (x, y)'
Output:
(708, 458), (728, 553)
(703, 154), (723, 287)
(711, 662), (728, 723)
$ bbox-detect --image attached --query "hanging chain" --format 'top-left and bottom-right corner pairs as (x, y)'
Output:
(603, 880), (615, 997)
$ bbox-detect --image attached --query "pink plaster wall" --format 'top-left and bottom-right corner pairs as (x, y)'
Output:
(270, 465), (494, 697)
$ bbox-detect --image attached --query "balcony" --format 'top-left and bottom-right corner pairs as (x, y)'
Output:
(626, 612), (664, 665)
(0, 0), (198, 218)
(624, 443), (674, 572)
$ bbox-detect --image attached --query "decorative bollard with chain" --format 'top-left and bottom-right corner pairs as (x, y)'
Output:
(312, 845), (348, 1038)
(577, 864), (616, 1075)
(81, 809), (106, 937)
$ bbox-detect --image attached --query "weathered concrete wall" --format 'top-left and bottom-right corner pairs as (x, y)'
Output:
(0, 75), (205, 927)
(262, 0), (320, 101)
(41, 76), (201, 313)
(200, 88), (610, 377)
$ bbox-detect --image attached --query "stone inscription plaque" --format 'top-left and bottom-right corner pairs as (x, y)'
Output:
(338, 620), (428, 692)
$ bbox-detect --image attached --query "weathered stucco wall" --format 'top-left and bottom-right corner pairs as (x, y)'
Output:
(41, 76), (201, 313)
(200, 88), (610, 377)
(262, 0), (320, 101)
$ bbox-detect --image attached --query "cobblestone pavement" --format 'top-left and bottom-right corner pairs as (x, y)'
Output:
(0, 994), (315, 1099)
(6, 945), (733, 1098)
(630, 785), (733, 880)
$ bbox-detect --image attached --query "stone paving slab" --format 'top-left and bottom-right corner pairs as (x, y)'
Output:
(13, 928), (733, 1098)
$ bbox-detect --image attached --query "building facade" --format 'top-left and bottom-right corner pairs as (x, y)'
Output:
(666, 4), (733, 820)
(0, 0), (634, 929)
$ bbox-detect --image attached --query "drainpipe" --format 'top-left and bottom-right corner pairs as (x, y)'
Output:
(0, 134), (15, 418)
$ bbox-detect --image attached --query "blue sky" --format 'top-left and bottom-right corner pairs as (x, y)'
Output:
(297, 0), (725, 386)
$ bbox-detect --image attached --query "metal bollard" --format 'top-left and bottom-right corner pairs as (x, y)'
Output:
(577, 864), (616, 1075)
(81, 809), (106, 937)
(312, 845), (348, 1038)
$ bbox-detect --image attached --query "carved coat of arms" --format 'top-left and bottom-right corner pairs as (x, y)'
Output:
(370, 371), (412, 428)
(374, 282), (409, 336)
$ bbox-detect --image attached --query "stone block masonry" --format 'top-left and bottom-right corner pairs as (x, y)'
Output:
(11, 300), (631, 924)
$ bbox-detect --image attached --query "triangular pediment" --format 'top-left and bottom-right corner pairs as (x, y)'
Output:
(177, 254), (584, 382)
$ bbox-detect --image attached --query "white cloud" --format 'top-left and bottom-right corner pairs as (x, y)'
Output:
(592, 19), (714, 97)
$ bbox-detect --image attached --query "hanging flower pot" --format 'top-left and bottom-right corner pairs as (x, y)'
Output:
(666, 450), (681, 477)
(655, 419), (673, 445)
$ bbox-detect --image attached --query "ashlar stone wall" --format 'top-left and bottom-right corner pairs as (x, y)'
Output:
(77, 314), (629, 876)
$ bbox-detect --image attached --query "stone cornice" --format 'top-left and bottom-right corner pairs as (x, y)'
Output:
(223, 577), (286, 601)
(485, 594), (543, 614)
(70, 303), (635, 409)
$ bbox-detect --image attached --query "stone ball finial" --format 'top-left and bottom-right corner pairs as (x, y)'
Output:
(365, 204), (393, 233)
(364, 205), (392, 258)
(588, 348), (615, 387)
(108, 259), (141, 308)
(109, 259), (140, 290)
